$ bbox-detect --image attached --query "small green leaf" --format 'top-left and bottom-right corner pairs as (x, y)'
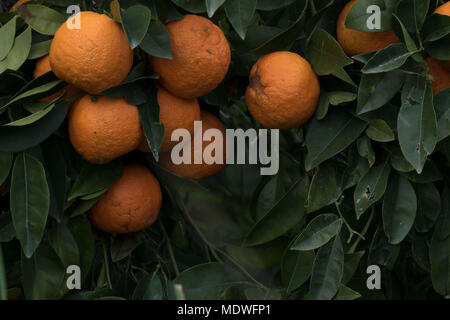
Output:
(2, 104), (55, 127)
(334, 284), (361, 300)
(140, 19), (173, 59)
(354, 160), (391, 218)
(0, 26), (32, 74)
(224, 0), (257, 39)
(281, 249), (314, 293)
(307, 162), (340, 213)
(362, 43), (416, 74)
(291, 214), (342, 251)
(366, 119), (395, 142)
(120, 5), (151, 49)
(206, 0), (225, 17)
(171, 0), (206, 13)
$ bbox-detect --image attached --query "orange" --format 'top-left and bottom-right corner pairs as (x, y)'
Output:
(337, 0), (400, 56)
(33, 55), (81, 108)
(434, 2), (450, 72)
(69, 95), (142, 164)
(426, 56), (450, 94)
(49, 11), (133, 95)
(159, 111), (226, 180)
(89, 164), (162, 234)
(148, 14), (231, 99)
(138, 86), (201, 153)
(245, 51), (320, 130)
(9, 0), (29, 12)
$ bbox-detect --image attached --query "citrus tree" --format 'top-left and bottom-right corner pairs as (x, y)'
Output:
(0, 0), (449, 300)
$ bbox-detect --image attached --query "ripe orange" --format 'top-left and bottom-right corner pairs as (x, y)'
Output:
(138, 86), (201, 153)
(434, 2), (450, 71)
(148, 14), (231, 99)
(426, 56), (450, 94)
(9, 0), (29, 12)
(33, 55), (81, 107)
(245, 51), (320, 130)
(337, 0), (400, 56)
(89, 164), (162, 234)
(69, 95), (142, 164)
(49, 11), (133, 95)
(159, 111), (226, 180)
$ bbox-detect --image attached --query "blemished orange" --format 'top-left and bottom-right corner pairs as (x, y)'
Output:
(148, 14), (231, 99)
(69, 95), (142, 164)
(434, 2), (450, 72)
(426, 57), (450, 94)
(245, 51), (320, 130)
(337, 0), (400, 56)
(33, 55), (81, 106)
(9, 0), (29, 12)
(138, 86), (201, 153)
(159, 111), (226, 180)
(89, 164), (162, 234)
(49, 11), (133, 95)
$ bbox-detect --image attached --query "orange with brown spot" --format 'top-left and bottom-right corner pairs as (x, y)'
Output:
(89, 164), (162, 234)
(245, 51), (320, 130)
(148, 14), (231, 99)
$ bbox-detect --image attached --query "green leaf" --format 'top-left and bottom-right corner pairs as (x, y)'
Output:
(342, 251), (365, 284)
(307, 162), (340, 213)
(368, 224), (400, 270)
(0, 153), (13, 186)
(309, 236), (344, 300)
(395, 0), (429, 34)
(281, 249), (314, 293)
(362, 44), (416, 74)
(2, 104), (55, 127)
(68, 217), (94, 284)
(434, 88), (450, 142)
(174, 263), (247, 299)
(171, 0), (206, 13)
(68, 160), (123, 201)
(138, 92), (165, 161)
(10, 153), (50, 258)
(22, 4), (66, 35)
(327, 91), (356, 105)
(305, 110), (367, 171)
(48, 224), (79, 268)
(334, 284), (361, 300)
(0, 101), (68, 153)
(251, 0), (308, 55)
(354, 160), (391, 218)
(422, 12), (450, 42)
(398, 74), (437, 174)
(0, 17), (17, 61)
(110, 234), (142, 262)
(28, 39), (52, 60)
(306, 29), (353, 76)
(121, 5), (151, 49)
(0, 214), (15, 243)
(430, 224), (450, 296)
(0, 26), (32, 74)
(132, 274), (163, 300)
(291, 214), (342, 251)
(224, 0), (257, 39)
(357, 136), (375, 167)
(356, 71), (405, 114)
(414, 183), (441, 233)
(245, 176), (309, 246)
(140, 19), (173, 59)
(256, 0), (296, 10)
(382, 175), (417, 244)
(366, 119), (395, 142)
(206, 0), (225, 17)
(21, 244), (65, 299)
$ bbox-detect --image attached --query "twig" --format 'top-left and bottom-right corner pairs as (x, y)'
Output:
(159, 220), (180, 277)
